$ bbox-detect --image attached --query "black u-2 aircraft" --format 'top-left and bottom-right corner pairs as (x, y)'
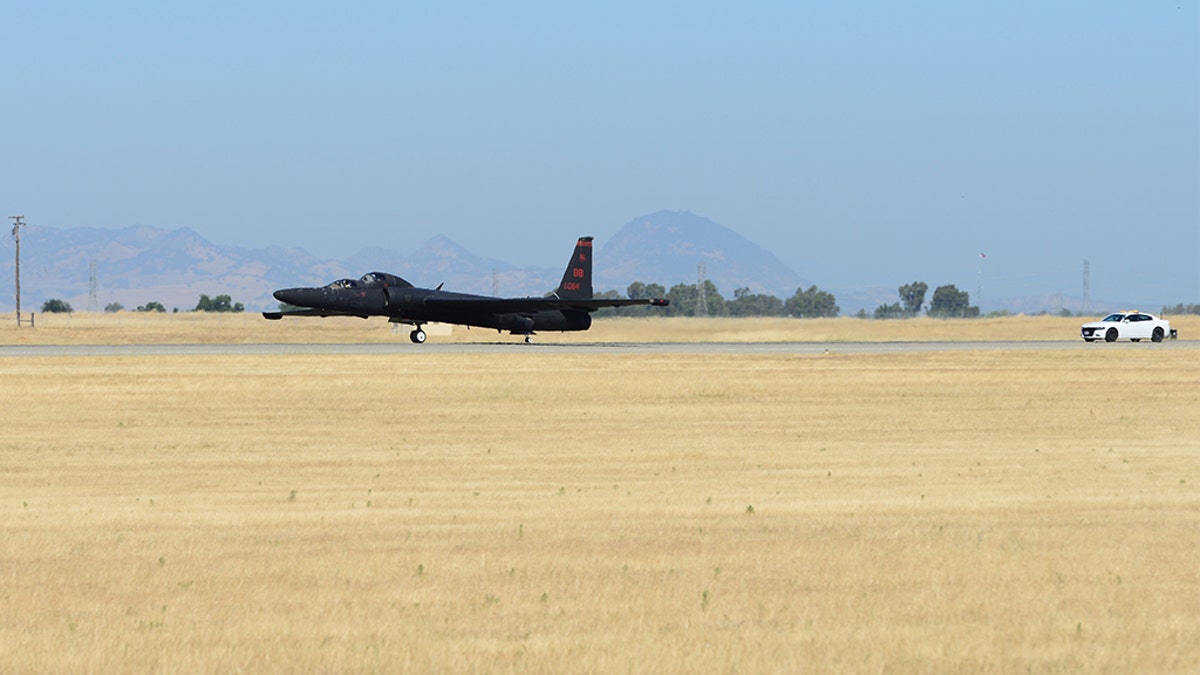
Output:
(264, 236), (669, 343)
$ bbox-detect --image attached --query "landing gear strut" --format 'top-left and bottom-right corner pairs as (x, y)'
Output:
(410, 328), (426, 344)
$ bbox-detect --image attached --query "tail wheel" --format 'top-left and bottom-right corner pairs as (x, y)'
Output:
(410, 328), (427, 344)
(1152, 327), (1164, 343)
(1105, 327), (1118, 342)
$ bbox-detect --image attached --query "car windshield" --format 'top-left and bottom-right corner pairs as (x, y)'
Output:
(1101, 314), (1126, 322)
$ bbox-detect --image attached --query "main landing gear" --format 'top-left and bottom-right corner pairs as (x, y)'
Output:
(409, 327), (426, 344)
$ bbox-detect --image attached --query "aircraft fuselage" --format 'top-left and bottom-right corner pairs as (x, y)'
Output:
(272, 284), (591, 333)
(264, 237), (665, 343)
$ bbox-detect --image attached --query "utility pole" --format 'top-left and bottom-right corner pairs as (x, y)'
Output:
(696, 263), (708, 317)
(10, 216), (25, 327)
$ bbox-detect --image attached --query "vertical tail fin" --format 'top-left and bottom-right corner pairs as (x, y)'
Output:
(554, 236), (593, 300)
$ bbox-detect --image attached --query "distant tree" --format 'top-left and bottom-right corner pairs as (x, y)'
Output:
(854, 308), (868, 319)
(590, 289), (626, 317)
(874, 302), (905, 319)
(698, 280), (729, 316)
(104, 302), (124, 313)
(613, 281), (669, 317)
(41, 299), (74, 313)
(898, 281), (928, 316)
(665, 280), (727, 317)
(136, 301), (167, 313)
(1161, 303), (1200, 316)
(195, 294), (245, 313)
(729, 287), (785, 317)
(786, 286), (839, 318)
(928, 285), (979, 318)
(627, 281), (666, 301)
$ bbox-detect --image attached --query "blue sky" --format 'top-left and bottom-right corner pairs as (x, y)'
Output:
(4, 2), (1197, 309)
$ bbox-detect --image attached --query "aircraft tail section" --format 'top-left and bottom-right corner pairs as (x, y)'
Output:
(554, 236), (593, 300)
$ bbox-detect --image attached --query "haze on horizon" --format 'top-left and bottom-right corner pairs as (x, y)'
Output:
(3, 2), (1197, 311)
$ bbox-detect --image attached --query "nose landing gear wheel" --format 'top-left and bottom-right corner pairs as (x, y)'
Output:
(410, 328), (427, 344)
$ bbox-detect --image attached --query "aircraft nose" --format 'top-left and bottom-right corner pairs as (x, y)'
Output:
(273, 287), (317, 307)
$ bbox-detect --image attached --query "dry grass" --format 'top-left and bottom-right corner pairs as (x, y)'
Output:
(3, 311), (1198, 345)
(1, 347), (1196, 672)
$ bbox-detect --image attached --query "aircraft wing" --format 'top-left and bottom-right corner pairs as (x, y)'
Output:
(422, 297), (668, 314)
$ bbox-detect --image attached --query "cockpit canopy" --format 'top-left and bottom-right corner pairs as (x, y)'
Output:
(324, 273), (413, 290)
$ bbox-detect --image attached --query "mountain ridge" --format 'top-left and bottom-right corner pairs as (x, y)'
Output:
(0, 212), (810, 313)
(0, 213), (1111, 315)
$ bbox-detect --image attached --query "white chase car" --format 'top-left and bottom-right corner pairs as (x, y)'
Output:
(1080, 311), (1173, 343)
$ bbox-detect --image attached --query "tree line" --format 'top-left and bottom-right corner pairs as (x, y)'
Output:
(40, 288), (1196, 318)
(593, 280), (984, 319)
(593, 281), (839, 318)
(1161, 303), (1200, 316)
(40, 294), (245, 314)
(868, 281), (979, 319)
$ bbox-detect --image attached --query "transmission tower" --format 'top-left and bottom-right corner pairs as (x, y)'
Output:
(1082, 259), (1090, 315)
(977, 252), (985, 312)
(89, 261), (98, 312)
(696, 263), (708, 317)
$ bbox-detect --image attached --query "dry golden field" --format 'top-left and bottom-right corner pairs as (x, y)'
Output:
(1, 316), (1198, 672)
(3, 310), (1198, 345)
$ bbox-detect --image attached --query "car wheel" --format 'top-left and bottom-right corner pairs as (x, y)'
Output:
(1152, 327), (1164, 343)
(1105, 327), (1118, 342)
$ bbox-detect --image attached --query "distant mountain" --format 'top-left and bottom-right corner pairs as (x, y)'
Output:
(597, 210), (811, 299)
(0, 217), (1133, 317)
(0, 218), (1127, 316)
(1, 225), (351, 313)
(341, 236), (555, 299)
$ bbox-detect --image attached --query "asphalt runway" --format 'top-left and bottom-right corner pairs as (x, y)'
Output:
(1, 340), (1196, 357)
